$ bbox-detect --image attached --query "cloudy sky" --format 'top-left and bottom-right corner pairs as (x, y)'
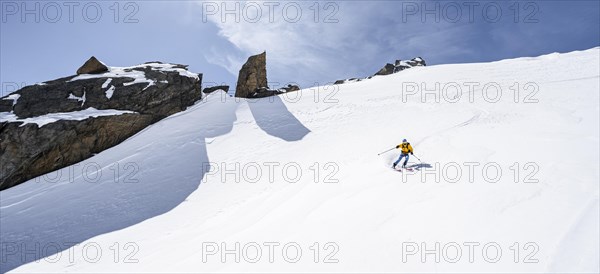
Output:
(1, 0), (599, 95)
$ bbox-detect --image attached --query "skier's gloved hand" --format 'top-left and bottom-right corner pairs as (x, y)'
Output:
(395, 145), (400, 149)
(411, 152), (414, 155)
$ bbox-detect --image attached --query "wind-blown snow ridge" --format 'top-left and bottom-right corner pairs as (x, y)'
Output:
(0, 107), (136, 127)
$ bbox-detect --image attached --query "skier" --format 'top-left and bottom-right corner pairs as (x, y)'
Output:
(392, 139), (413, 169)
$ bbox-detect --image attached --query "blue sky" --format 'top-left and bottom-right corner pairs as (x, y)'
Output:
(1, 0), (599, 96)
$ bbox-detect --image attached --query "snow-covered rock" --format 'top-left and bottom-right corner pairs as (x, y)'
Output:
(0, 61), (202, 191)
(373, 56), (427, 76)
(335, 57), (426, 85)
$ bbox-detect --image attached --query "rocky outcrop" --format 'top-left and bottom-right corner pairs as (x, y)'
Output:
(249, 87), (283, 98)
(235, 52), (268, 98)
(245, 84), (301, 98)
(333, 78), (363, 85)
(76, 56), (109, 75)
(374, 57), (426, 76)
(334, 57), (426, 85)
(0, 61), (202, 190)
(395, 57), (426, 71)
(203, 85), (229, 94)
(280, 84), (300, 93)
(374, 63), (397, 76)
(234, 52), (300, 98)
(0, 115), (153, 190)
(11, 62), (200, 119)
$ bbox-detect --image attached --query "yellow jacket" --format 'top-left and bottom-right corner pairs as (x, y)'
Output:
(396, 142), (413, 154)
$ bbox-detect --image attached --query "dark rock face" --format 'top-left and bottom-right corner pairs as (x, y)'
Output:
(233, 52), (300, 98)
(0, 115), (153, 190)
(235, 52), (267, 98)
(0, 98), (13, 112)
(374, 63), (396, 76)
(0, 62), (202, 190)
(203, 85), (229, 94)
(76, 56), (109, 75)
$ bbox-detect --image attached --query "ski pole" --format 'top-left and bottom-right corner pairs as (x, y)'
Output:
(377, 147), (396, 155)
(412, 154), (422, 162)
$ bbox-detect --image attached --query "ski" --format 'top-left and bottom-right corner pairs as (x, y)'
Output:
(392, 167), (413, 172)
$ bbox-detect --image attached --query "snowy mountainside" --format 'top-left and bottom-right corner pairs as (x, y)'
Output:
(1, 48), (599, 273)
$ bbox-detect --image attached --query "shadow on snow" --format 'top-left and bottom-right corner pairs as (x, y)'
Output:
(0, 92), (310, 272)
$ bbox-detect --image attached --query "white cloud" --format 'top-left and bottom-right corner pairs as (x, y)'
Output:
(204, 45), (245, 77)
(197, 0), (470, 87)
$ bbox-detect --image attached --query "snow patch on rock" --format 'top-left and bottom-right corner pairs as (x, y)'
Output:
(102, 78), (112, 88)
(68, 92), (86, 106)
(2, 94), (21, 106)
(105, 85), (116, 99)
(0, 107), (137, 127)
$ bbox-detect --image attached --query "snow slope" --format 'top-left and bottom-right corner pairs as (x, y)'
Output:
(1, 48), (599, 273)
